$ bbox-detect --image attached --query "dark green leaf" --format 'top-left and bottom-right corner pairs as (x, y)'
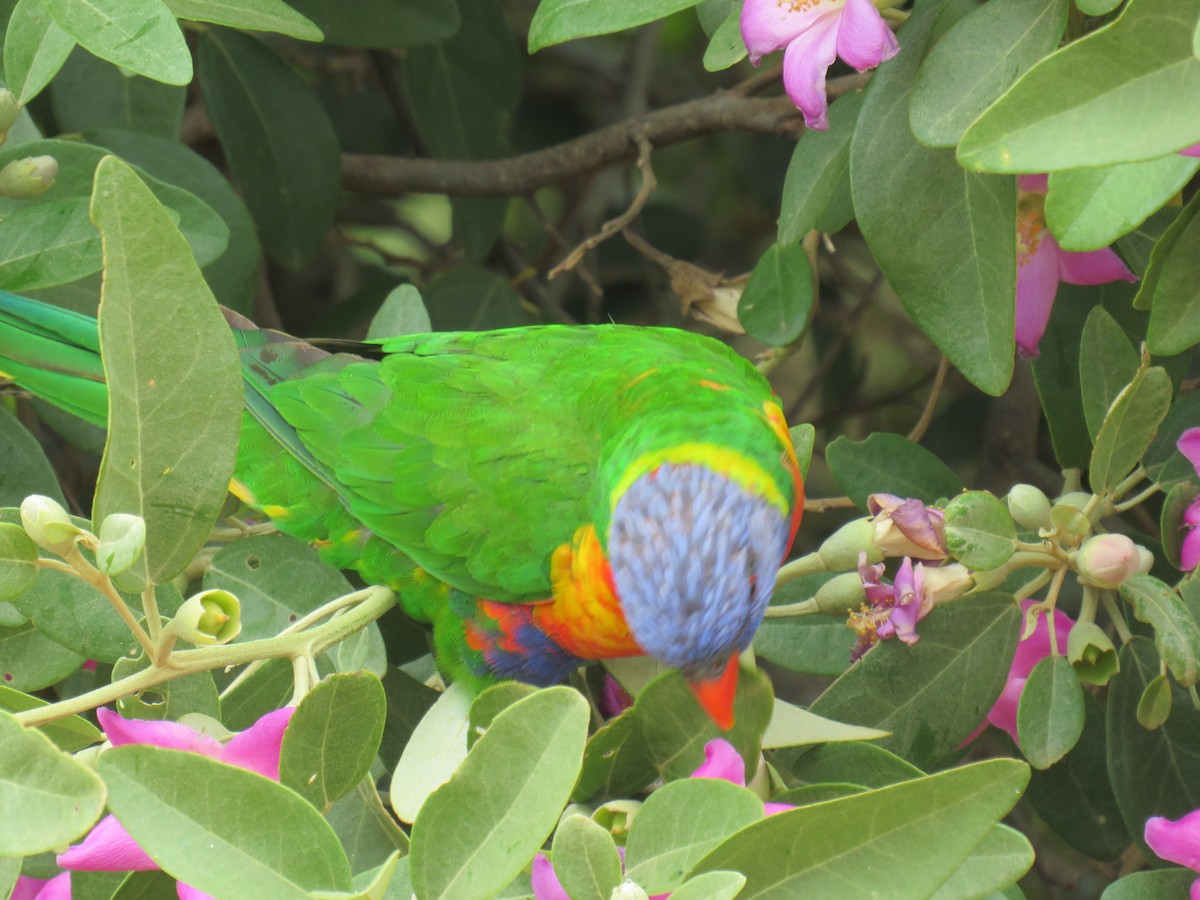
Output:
(778, 92), (862, 241)
(1144, 391), (1200, 488)
(0, 621), (84, 690)
(754, 615), (854, 677)
(1101, 869), (1200, 900)
(1016, 655), (1085, 769)
(826, 432), (965, 510)
(0, 408), (65, 506)
(1138, 673), (1173, 729)
(1143, 190), (1200, 355)
(282, 0), (458, 47)
(51, 48), (184, 138)
(422, 266), (530, 331)
(221, 657), (295, 732)
(737, 243), (813, 346)
(326, 778), (409, 876)
(529, 0), (701, 51)
(1079, 306), (1139, 442)
(164, 0), (322, 40)
(0, 684), (102, 751)
(851, 0), (1015, 395)
(112, 651), (220, 722)
(1089, 365), (1172, 493)
(1031, 283), (1098, 468)
(1119, 575), (1200, 686)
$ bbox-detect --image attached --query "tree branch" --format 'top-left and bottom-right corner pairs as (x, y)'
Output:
(341, 73), (869, 198)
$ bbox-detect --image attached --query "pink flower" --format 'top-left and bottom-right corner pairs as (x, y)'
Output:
(599, 675), (634, 719)
(1177, 428), (1200, 571)
(532, 740), (792, 898)
(1181, 144), (1200, 158)
(741, 0), (899, 130)
(1015, 174), (1138, 358)
(1145, 810), (1200, 900)
(868, 493), (946, 560)
(11, 875), (70, 900)
(57, 707), (294, 900)
(973, 599), (1073, 745)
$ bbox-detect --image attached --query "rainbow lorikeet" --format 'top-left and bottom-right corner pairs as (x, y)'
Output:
(0, 292), (802, 727)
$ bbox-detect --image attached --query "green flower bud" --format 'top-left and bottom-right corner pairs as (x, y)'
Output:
(611, 883), (650, 900)
(0, 155), (57, 198)
(814, 571), (868, 616)
(592, 799), (641, 844)
(95, 513), (146, 576)
(1066, 621), (1119, 686)
(1076, 533), (1140, 589)
(1051, 492), (1092, 547)
(0, 90), (20, 143)
(173, 588), (241, 645)
(1007, 484), (1052, 532)
(817, 519), (882, 571)
(19, 494), (83, 555)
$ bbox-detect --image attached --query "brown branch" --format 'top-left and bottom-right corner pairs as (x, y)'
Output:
(340, 73), (869, 199)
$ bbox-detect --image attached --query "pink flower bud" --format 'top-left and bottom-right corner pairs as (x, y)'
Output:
(1076, 534), (1141, 589)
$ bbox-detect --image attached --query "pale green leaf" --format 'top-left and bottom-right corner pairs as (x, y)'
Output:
(1016, 656), (1085, 769)
(3, 0), (75, 104)
(367, 284), (431, 340)
(389, 682), (473, 823)
(761, 698), (889, 749)
(929, 825), (1035, 900)
(0, 198), (101, 291)
(944, 491), (1017, 570)
(550, 815), (622, 900)
(164, 0), (323, 40)
(42, 0), (191, 85)
(1089, 365), (1173, 493)
(529, 0), (701, 51)
(737, 242), (813, 346)
(702, 6), (746, 72)
(0, 684), (102, 751)
(1119, 575), (1200, 687)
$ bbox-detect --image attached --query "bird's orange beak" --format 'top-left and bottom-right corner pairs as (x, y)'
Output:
(688, 654), (739, 730)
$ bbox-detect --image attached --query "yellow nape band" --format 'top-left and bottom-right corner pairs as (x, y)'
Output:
(610, 441), (787, 515)
(228, 478), (256, 505)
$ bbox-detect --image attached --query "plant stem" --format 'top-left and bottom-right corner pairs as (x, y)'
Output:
(1113, 482), (1162, 513)
(48, 550), (155, 656)
(774, 552), (827, 587)
(14, 585), (396, 728)
(1101, 590), (1134, 644)
(142, 585), (161, 643)
(762, 598), (820, 619)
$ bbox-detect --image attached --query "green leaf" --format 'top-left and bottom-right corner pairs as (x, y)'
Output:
(1016, 655), (1085, 769)
(0, 709), (105, 855)
(1089, 364), (1173, 494)
(1078, 306), (1139, 442)
(760, 698), (890, 749)
(1119, 575), (1200, 686)
(422, 266), (531, 331)
(944, 491), (1017, 570)
(280, 672), (387, 811)
(736, 243), (813, 346)
(929, 824), (1034, 900)
(3, 0), (75, 104)
(468, 682), (537, 749)
(89, 154), (243, 588)
(0, 685), (102, 751)
(221, 657), (295, 732)
(808, 594), (1020, 770)
(389, 681), (473, 823)
(690, 758), (1030, 896)
(624, 778), (763, 894)
(409, 687), (590, 900)
(1031, 283), (1098, 468)
(367, 284), (431, 340)
(1045, 153), (1200, 251)
(282, 0), (458, 47)
(42, 0), (191, 85)
(909, 0), (1068, 147)
(378, 665), (440, 769)
(549, 815), (622, 900)
(326, 778), (409, 876)
(197, 28), (340, 268)
(754, 615), (855, 677)
(788, 423), (815, 480)
(100, 744), (352, 897)
(528, 0), (701, 51)
(0, 198), (101, 291)
(779, 739), (924, 788)
(0, 407), (66, 506)
(1117, 206), (1178, 277)
(0, 523), (39, 601)
(1102, 869), (1200, 900)
(826, 432), (965, 510)
(1138, 673), (1174, 729)
(851, 0), (1015, 396)
(669, 871), (747, 900)
(203, 534), (353, 643)
(1026, 691), (1129, 862)
(112, 650), (220, 722)
(778, 92), (862, 242)
(701, 6), (746, 72)
(1143, 190), (1200, 355)
(51, 48), (185, 138)
(164, 0), (322, 40)
(957, 0), (1200, 172)
(1107, 637), (1200, 851)
(0, 621), (84, 690)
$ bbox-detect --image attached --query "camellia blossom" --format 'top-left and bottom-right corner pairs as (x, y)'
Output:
(741, 0), (899, 130)
(970, 599), (1073, 745)
(532, 740), (792, 899)
(1145, 810), (1200, 900)
(1177, 427), (1200, 571)
(57, 706), (294, 900)
(1015, 174), (1138, 357)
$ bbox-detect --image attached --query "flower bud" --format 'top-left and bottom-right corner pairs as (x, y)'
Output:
(1137, 546), (1154, 575)
(95, 513), (146, 576)
(172, 589), (241, 645)
(1076, 534), (1141, 588)
(592, 799), (640, 843)
(611, 883), (650, 900)
(19, 494), (83, 555)
(0, 155), (57, 198)
(1066, 621), (1119, 685)
(818, 518), (882, 571)
(920, 563), (974, 603)
(814, 571), (868, 616)
(1007, 484), (1052, 532)
(0, 90), (20, 143)
(1051, 492), (1093, 547)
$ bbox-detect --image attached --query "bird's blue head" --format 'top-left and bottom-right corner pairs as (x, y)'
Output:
(606, 462), (791, 726)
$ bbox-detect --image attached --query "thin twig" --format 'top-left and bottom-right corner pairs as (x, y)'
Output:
(549, 133), (656, 280)
(803, 496), (857, 513)
(906, 355), (951, 443)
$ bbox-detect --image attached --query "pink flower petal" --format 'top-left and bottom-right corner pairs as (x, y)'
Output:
(836, 0), (899, 71)
(985, 673), (1026, 744)
(740, 0), (837, 65)
(1011, 600), (1073, 678)
(11, 876), (50, 900)
(886, 499), (946, 558)
(781, 13), (841, 130)
(1057, 246), (1138, 287)
(1146, 810), (1200, 871)
(177, 882), (218, 900)
(764, 801), (796, 816)
(690, 738), (746, 786)
(1181, 526), (1200, 572)
(36, 873), (72, 900)
(57, 814), (158, 871)
(1014, 226), (1061, 358)
(1017, 174), (1048, 194)
(531, 854), (570, 900)
(1180, 143), (1200, 158)
(1177, 428), (1200, 472)
(96, 708), (222, 759)
(218, 706), (294, 780)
